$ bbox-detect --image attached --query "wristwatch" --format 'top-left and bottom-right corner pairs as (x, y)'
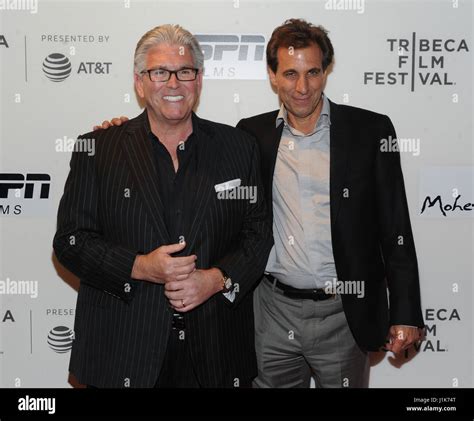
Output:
(217, 268), (233, 293)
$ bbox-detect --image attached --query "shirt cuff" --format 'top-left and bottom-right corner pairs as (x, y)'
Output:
(222, 289), (236, 302)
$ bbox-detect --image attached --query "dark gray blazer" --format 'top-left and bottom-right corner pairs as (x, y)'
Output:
(237, 100), (424, 351)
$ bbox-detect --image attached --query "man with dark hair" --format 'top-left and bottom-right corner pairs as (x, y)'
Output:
(94, 18), (424, 389)
(266, 18), (334, 73)
(236, 18), (424, 388)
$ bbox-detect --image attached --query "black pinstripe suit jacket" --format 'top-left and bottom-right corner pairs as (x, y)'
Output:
(53, 110), (273, 388)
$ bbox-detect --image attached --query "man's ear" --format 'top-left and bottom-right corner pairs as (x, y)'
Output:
(134, 72), (144, 99)
(321, 68), (329, 89)
(267, 66), (277, 86)
(196, 70), (203, 95)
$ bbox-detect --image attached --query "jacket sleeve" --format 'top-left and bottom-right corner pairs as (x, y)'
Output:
(213, 136), (273, 308)
(53, 135), (139, 302)
(374, 116), (424, 327)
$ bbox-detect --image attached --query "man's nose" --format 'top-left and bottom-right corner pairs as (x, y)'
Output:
(166, 72), (180, 88)
(295, 75), (308, 94)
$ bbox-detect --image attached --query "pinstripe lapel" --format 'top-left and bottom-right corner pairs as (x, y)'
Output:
(122, 110), (171, 244)
(185, 115), (218, 254)
(329, 100), (349, 226)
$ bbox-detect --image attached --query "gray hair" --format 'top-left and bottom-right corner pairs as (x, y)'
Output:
(134, 24), (204, 74)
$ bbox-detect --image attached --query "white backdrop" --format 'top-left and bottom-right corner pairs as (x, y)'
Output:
(0, 0), (472, 388)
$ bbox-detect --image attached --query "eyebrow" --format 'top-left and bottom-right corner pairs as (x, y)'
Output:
(283, 67), (321, 73)
(150, 65), (195, 71)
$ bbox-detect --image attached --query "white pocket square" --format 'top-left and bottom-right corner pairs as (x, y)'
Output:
(214, 178), (241, 192)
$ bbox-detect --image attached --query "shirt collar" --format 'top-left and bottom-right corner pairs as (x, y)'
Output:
(276, 93), (331, 135)
(146, 111), (199, 145)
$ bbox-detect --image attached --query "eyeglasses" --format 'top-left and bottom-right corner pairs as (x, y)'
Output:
(141, 67), (199, 82)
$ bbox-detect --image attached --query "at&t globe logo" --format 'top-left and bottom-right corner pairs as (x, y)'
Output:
(42, 53), (72, 82)
(47, 326), (74, 353)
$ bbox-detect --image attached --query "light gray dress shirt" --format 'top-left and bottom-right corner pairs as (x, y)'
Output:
(265, 94), (337, 289)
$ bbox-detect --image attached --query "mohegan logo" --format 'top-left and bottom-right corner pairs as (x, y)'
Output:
(195, 34), (266, 80)
(42, 53), (72, 82)
(364, 33), (469, 91)
(47, 326), (74, 353)
(420, 194), (473, 217)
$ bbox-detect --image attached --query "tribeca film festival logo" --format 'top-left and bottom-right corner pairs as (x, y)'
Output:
(195, 34), (266, 79)
(47, 325), (74, 353)
(0, 172), (51, 216)
(404, 307), (460, 357)
(364, 34), (469, 91)
(0, 0), (38, 14)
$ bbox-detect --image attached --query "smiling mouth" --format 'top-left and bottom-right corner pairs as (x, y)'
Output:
(163, 95), (184, 102)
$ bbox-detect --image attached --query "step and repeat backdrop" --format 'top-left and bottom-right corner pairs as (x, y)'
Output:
(0, 0), (472, 388)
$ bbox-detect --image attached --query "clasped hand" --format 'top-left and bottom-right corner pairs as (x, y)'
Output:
(131, 241), (222, 312)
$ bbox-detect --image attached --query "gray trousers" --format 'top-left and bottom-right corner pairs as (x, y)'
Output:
(253, 276), (369, 388)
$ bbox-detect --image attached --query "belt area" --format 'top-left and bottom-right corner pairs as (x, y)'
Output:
(265, 274), (335, 301)
(172, 312), (185, 330)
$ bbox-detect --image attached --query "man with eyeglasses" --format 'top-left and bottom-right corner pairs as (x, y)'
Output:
(90, 20), (424, 389)
(53, 24), (272, 388)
